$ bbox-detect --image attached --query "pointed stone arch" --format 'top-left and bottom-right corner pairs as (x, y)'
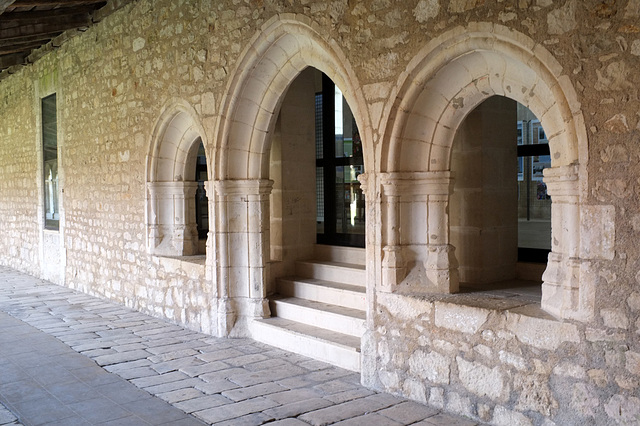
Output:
(380, 23), (591, 320)
(210, 14), (372, 335)
(146, 100), (209, 256)
(214, 14), (372, 180)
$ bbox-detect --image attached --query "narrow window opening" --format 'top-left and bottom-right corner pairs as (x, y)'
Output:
(42, 94), (59, 230)
(315, 73), (364, 248)
(195, 140), (208, 255)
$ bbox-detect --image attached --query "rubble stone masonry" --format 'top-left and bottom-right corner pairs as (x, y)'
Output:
(1, 0), (639, 424)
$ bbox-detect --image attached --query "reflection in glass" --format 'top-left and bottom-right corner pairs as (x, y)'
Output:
(42, 94), (59, 230)
(335, 166), (365, 235)
(517, 116), (551, 253)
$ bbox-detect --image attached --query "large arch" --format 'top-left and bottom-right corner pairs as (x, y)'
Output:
(379, 23), (590, 320)
(146, 100), (209, 257)
(210, 14), (372, 336)
(214, 13), (372, 180)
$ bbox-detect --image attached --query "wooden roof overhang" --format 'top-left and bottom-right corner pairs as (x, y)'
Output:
(0, 0), (133, 80)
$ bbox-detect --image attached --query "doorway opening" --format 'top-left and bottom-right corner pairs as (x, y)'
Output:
(315, 73), (365, 248)
(450, 96), (550, 297)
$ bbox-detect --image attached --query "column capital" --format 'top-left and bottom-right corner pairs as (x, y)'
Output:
(380, 171), (454, 196)
(214, 179), (274, 196)
(148, 181), (199, 197)
(544, 165), (579, 198)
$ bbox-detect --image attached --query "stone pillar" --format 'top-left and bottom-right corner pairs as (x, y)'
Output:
(203, 180), (220, 334)
(426, 190), (459, 293)
(214, 179), (273, 336)
(380, 172), (458, 294)
(147, 181), (199, 256)
(380, 173), (405, 293)
(541, 165), (581, 318)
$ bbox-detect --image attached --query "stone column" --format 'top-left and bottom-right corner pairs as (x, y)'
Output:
(147, 181), (199, 256)
(424, 173), (459, 294)
(214, 179), (273, 336)
(203, 180), (220, 335)
(380, 173), (405, 292)
(379, 172), (458, 294)
(541, 165), (580, 318)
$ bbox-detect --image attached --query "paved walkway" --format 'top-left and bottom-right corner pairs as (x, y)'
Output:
(0, 266), (480, 426)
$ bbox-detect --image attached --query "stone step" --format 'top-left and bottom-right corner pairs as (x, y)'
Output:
(314, 245), (365, 266)
(295, 260), (366, 287)
(270, 296), (365, 338)
(276, 277), (366, 311)
(249, 317), (361, 372)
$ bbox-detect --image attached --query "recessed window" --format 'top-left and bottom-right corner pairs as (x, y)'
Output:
(42, 94), (59, 230)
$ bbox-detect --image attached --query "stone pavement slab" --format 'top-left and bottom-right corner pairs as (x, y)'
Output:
(0, 266), (484, 425)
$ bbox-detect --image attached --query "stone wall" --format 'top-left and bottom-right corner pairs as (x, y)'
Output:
(0, 0), (639, 424)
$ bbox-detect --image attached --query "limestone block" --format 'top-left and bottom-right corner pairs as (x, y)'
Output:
(580, 205), (615, 260)
(432, 339), (457, 354)
(456, 356), (508, 401)
(515, 374), (557, 416)
(604, 394), (640, 424)
(445, 391), (473, 418)
(429, 387), (444, 408)
(588, 369), (608, 387)
(498, 351), (527, 371)
(473, 344), (492, 359)
(362, 82), (392, 101)
(402, 378), (428, 404)
(506, 312), (580, 351)
(569, 382), (600, 417)
(201, 92), (216, 115)
(448, 0), (481, 13)
(413, 0), (440, 23)
(628, 292), (640, 311)
(492, 406), (533, 426)
(409, 349), (450, 384)
(547, 0), (576, 35)
(625, 351), (640, 376)
(604, 114), (630, 134)
(600, 144), (629, 163)
(600, 308), (629, 329)
(377, 292), (432, 322)
(552, 362), (586, 379)
(617, 375), (640, 392)
(434, 301), (489, 334)
(595, 61), (634, 92)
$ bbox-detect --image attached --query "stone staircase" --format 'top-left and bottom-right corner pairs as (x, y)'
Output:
(250, 246), (366, 372)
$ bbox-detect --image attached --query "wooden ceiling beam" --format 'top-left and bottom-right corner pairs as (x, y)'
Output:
(0, 32), (61, 47)
(0, 42), (41, 55)
(0, 0), (16, 14)
(0, 6), (96, 24)
(0, 52), (27, 69)
(8, 0), (104, 7)
(0, 15), (91, 40)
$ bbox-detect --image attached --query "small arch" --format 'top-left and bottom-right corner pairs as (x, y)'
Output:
(146, 100), (209, 256)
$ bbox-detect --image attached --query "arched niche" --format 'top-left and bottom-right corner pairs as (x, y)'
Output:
(146, 101), (210, 257)
(380, 24), (590, 320)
